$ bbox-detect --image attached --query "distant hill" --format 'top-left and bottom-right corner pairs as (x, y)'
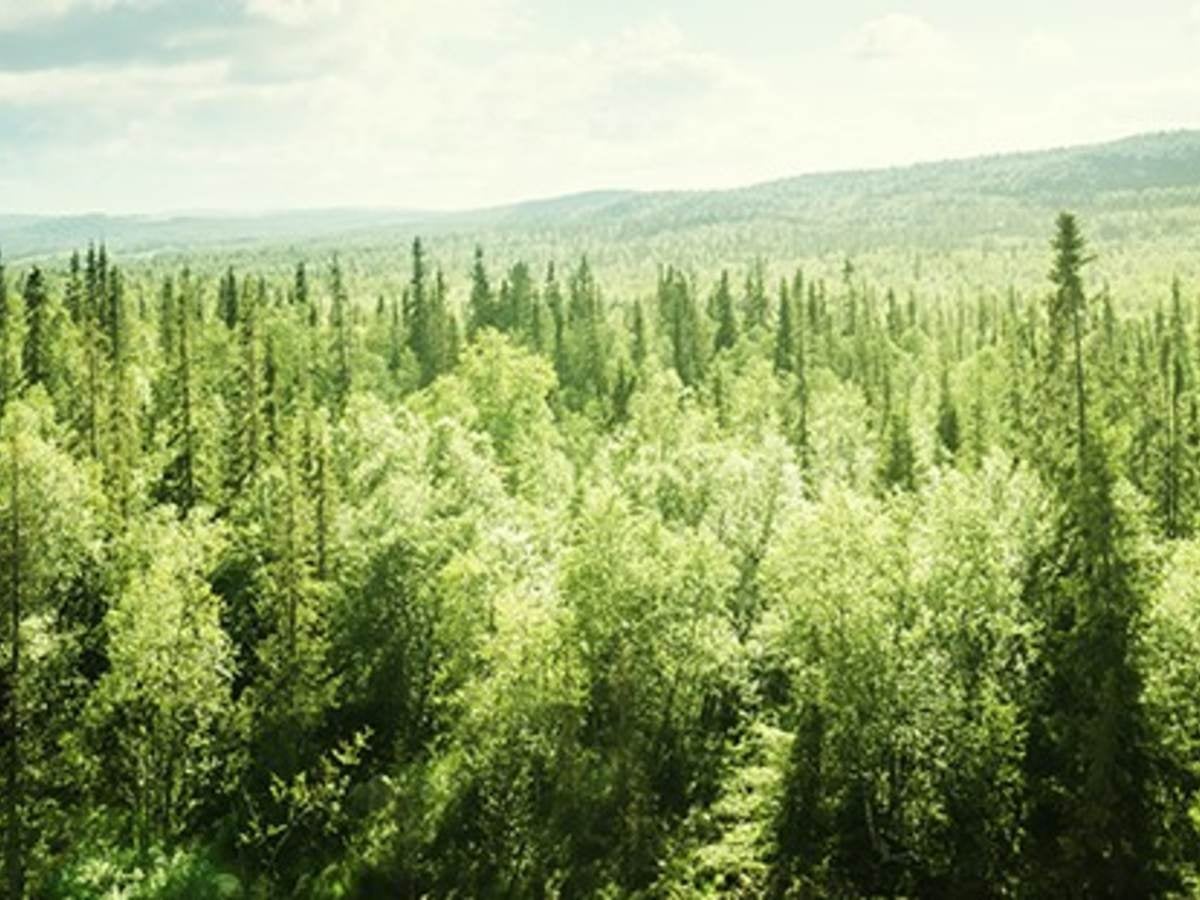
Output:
(4, 130), (1200, 262)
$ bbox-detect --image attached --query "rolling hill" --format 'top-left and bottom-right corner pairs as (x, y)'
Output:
(4, 129), (1200, 262)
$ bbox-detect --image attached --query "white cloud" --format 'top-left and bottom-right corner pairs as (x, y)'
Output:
(0, 60), (229, 105)
(243, 0), (341, 27)
(0, 0), (149, 31)
(846, 14), (949, 62)
(1022, 30), (1075, 63)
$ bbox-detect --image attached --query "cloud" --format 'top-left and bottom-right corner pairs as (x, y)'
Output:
(846, 14), (948, 62)
(243, 0), (341, 27)
(0, 0), (151, 31)
(1021, 30), (1074, 63)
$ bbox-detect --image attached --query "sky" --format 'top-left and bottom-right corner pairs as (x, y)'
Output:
(1, 0), (1199, 214)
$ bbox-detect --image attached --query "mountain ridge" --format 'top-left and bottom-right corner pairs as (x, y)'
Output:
(4, 129), (1200, 260)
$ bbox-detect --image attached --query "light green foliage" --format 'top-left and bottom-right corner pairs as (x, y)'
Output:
(3, 210), (1200, 897)
(79, 512), (236, 849)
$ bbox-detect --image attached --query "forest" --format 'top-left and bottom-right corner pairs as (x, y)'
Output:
(2, 207), (1200, 898)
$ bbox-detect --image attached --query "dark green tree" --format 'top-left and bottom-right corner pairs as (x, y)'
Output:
(713, 270), (738, 354)
(467, 245), (495, 338)
(1023, 214), (1160, 896)
(19, 268), (48, 391)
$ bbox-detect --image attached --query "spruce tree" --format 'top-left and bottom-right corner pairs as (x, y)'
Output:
(936, 364), (960, 461)
(713, 270), (738, 354)
(293, 261), (309, 309)
(467, 245), (494, 338)
(0, 259), (23, 415)
(328, 256), (352, 414)
(774, 278), (794, 374)
(631, 299), (648, 370)
(218, 267), (239, 330)
(163, 270), (198, 515)
(21, 266), (49, 392)
(1023, 214), (1158, 895)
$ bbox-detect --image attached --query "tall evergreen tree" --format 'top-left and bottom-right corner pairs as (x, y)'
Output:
(713, 270), (738, 354)
(1023, 214), (1159, 895)
(293, 261), (309, 309)
(21, 270), (49, 393)
(936, 364), (961, 461)
(631, 299), (648, 371)
(328, 256), (352, 414)
(218, 267), (239, 330)
(163, 270), (199, 515)
(774, 278), (795, 374)
(0, 259), (23, 414)
(467, 245), (495, 338)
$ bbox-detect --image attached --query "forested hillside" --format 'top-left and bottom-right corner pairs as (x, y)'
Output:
(2, 207), (1200, 897)
(7, 130), (1200, 266)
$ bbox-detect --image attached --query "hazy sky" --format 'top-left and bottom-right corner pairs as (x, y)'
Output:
(2, 0), (1199, 213)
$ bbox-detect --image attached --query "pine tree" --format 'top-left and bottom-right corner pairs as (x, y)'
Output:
(504, 261), (535, 341)
(742, 258), (769, 330)
(547, 262), (566, 384)
(936, 364), (960, 461)
(0, 258), (23, 415)
(293, 261), (309, 309)
(328, 256), (352, 414)
(467, 245), (494, 338)
(774, 278), (794, 374)
(662, 269), (703, 387)
(1024, 214), (1158, 895)
(228, 278), (265, 497)
(1159, 277), (1193, 536)
(407, 238), (443, 387)
(218, 266), (239, 330)
(22, 266), (50, 388)
(631, 299), (648, 370)
(102, 258), (122, 361)
(713, 270), (738, 353)
(564, 257), (609, 402)
(879, 381), (916, 492)
(163, 270), (198, 515)
(792, 271), (810, 473)
(387, 294), (404, 378)
(64, 252), (83, 325)
(102, 266), (138, 522)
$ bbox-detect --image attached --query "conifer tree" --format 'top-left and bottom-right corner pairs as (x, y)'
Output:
(1158, 277), (1193, 536)
(713, 270), (738, 353)
(21, 270), (49, 393)
(743, 258), (769, 330)
(103, 266), (137, 522)
(467, 245), (494, 338)
(293, 261), (309, 309)
(228, 278), (265, 496)
(504, 260), (535, 341)
(774, 278), (794, 374)
(163, 270), (198, 515)
(387, 294), (404, 378)
(936, 364), (960, 461)
(631, 299), (648, 370)
(0, 258), (23, 415)
(662, 269), (703, 387)
(218, 267), (239, 330)
(1024, 214), (1158, 895)
(547, 262), (566, 384)
(328, 256), (352, 414)
(64, 251), (82, 325)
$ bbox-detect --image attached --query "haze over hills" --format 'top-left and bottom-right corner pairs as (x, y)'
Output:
(4, 129), (1200, 262)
